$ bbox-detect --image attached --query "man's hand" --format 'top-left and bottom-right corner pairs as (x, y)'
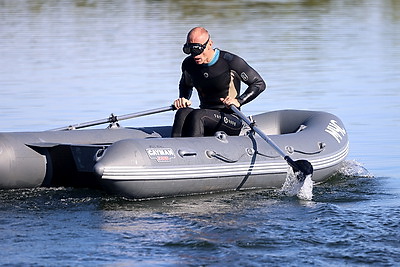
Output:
(173, 97), (192, 109)
(220, 96), (240, 108)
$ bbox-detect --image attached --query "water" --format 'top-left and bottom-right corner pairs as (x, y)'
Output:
(1, 0), (399, 266)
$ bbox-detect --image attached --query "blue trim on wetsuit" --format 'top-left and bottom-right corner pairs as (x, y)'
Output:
(206, 49), (220, 66)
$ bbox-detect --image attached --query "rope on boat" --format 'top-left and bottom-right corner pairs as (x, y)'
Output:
(207, 140), (325, 163)
(207, 147), (324, 163)
(254, 151), (280, 159)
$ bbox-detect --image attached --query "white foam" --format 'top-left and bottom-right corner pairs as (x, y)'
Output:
(280, 168), (314, 201)
(339, 160), (374, 178)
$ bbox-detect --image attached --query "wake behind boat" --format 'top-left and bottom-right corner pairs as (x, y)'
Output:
(0, 109), (348, 199)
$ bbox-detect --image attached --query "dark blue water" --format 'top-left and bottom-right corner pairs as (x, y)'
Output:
(1, 0), (399, 266)
(1, 173), (398, 266)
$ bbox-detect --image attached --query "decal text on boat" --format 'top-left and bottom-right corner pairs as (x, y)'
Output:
(325, 120), (346, 143)
(146, 148), (175, 162)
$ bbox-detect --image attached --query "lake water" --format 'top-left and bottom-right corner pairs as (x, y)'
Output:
(1, 0), (399, 266)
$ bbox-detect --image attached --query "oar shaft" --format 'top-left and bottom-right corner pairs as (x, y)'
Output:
(50, 105), (174, 131)
(231, 105), (314, 179)
(231, 106), (287, 158)
(117, 106), (174, 121)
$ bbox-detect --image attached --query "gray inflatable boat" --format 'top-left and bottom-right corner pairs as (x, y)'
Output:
(0, 109), (348, 199)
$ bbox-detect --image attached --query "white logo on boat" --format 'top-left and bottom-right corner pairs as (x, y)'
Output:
(146, 148), (175, 162)
(325, 120), (346, 143)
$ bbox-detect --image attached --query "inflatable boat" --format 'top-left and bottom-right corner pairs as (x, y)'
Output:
(0, 109), (348, 199)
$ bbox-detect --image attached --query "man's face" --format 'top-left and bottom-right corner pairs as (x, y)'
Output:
(186, 34), (212, 64)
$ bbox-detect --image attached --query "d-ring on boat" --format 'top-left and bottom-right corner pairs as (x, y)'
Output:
(0, 107), (348, 199)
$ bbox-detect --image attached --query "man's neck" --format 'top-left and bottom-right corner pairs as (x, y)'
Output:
(205, 49), (219, 66)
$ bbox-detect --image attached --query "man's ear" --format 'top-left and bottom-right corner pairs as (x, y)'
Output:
(208, 40), (213, 50)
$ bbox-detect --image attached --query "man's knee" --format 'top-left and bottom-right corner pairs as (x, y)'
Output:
(186, 109), (209, 121)
(175, 107), (193, 119)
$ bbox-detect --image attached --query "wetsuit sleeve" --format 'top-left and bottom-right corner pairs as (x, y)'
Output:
(178, 63), (193, 99)
(228, 54), (266, 106)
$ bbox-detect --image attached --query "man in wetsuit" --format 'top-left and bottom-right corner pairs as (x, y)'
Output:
(172, 27), (266, 137)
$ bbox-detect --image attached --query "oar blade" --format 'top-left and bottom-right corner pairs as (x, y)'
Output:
(292, 159), (313, 182)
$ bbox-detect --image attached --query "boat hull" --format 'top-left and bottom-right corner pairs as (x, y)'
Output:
(0, 109), (348, 198)
(0, 127), (166, 188)
(94, 110), (349, 199)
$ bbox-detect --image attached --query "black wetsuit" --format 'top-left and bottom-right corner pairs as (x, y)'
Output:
(172, 49), (266, 137)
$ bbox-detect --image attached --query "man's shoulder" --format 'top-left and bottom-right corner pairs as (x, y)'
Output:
(182, 56), (194, 64)
(219, 50), (244, 64)
(182, 56), (196, 68)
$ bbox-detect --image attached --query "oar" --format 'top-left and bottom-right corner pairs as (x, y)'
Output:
(50, 105), (175, 131)
(230, 105), (313, 182)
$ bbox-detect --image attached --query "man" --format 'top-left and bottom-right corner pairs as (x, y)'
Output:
(172, 27), (266, 137)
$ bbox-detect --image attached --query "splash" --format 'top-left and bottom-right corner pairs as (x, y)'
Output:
(339, 160), (373, 178)
(280, 168), (314, 200)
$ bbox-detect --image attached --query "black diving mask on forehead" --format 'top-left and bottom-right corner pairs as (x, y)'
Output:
(182, 36), (210, 56)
